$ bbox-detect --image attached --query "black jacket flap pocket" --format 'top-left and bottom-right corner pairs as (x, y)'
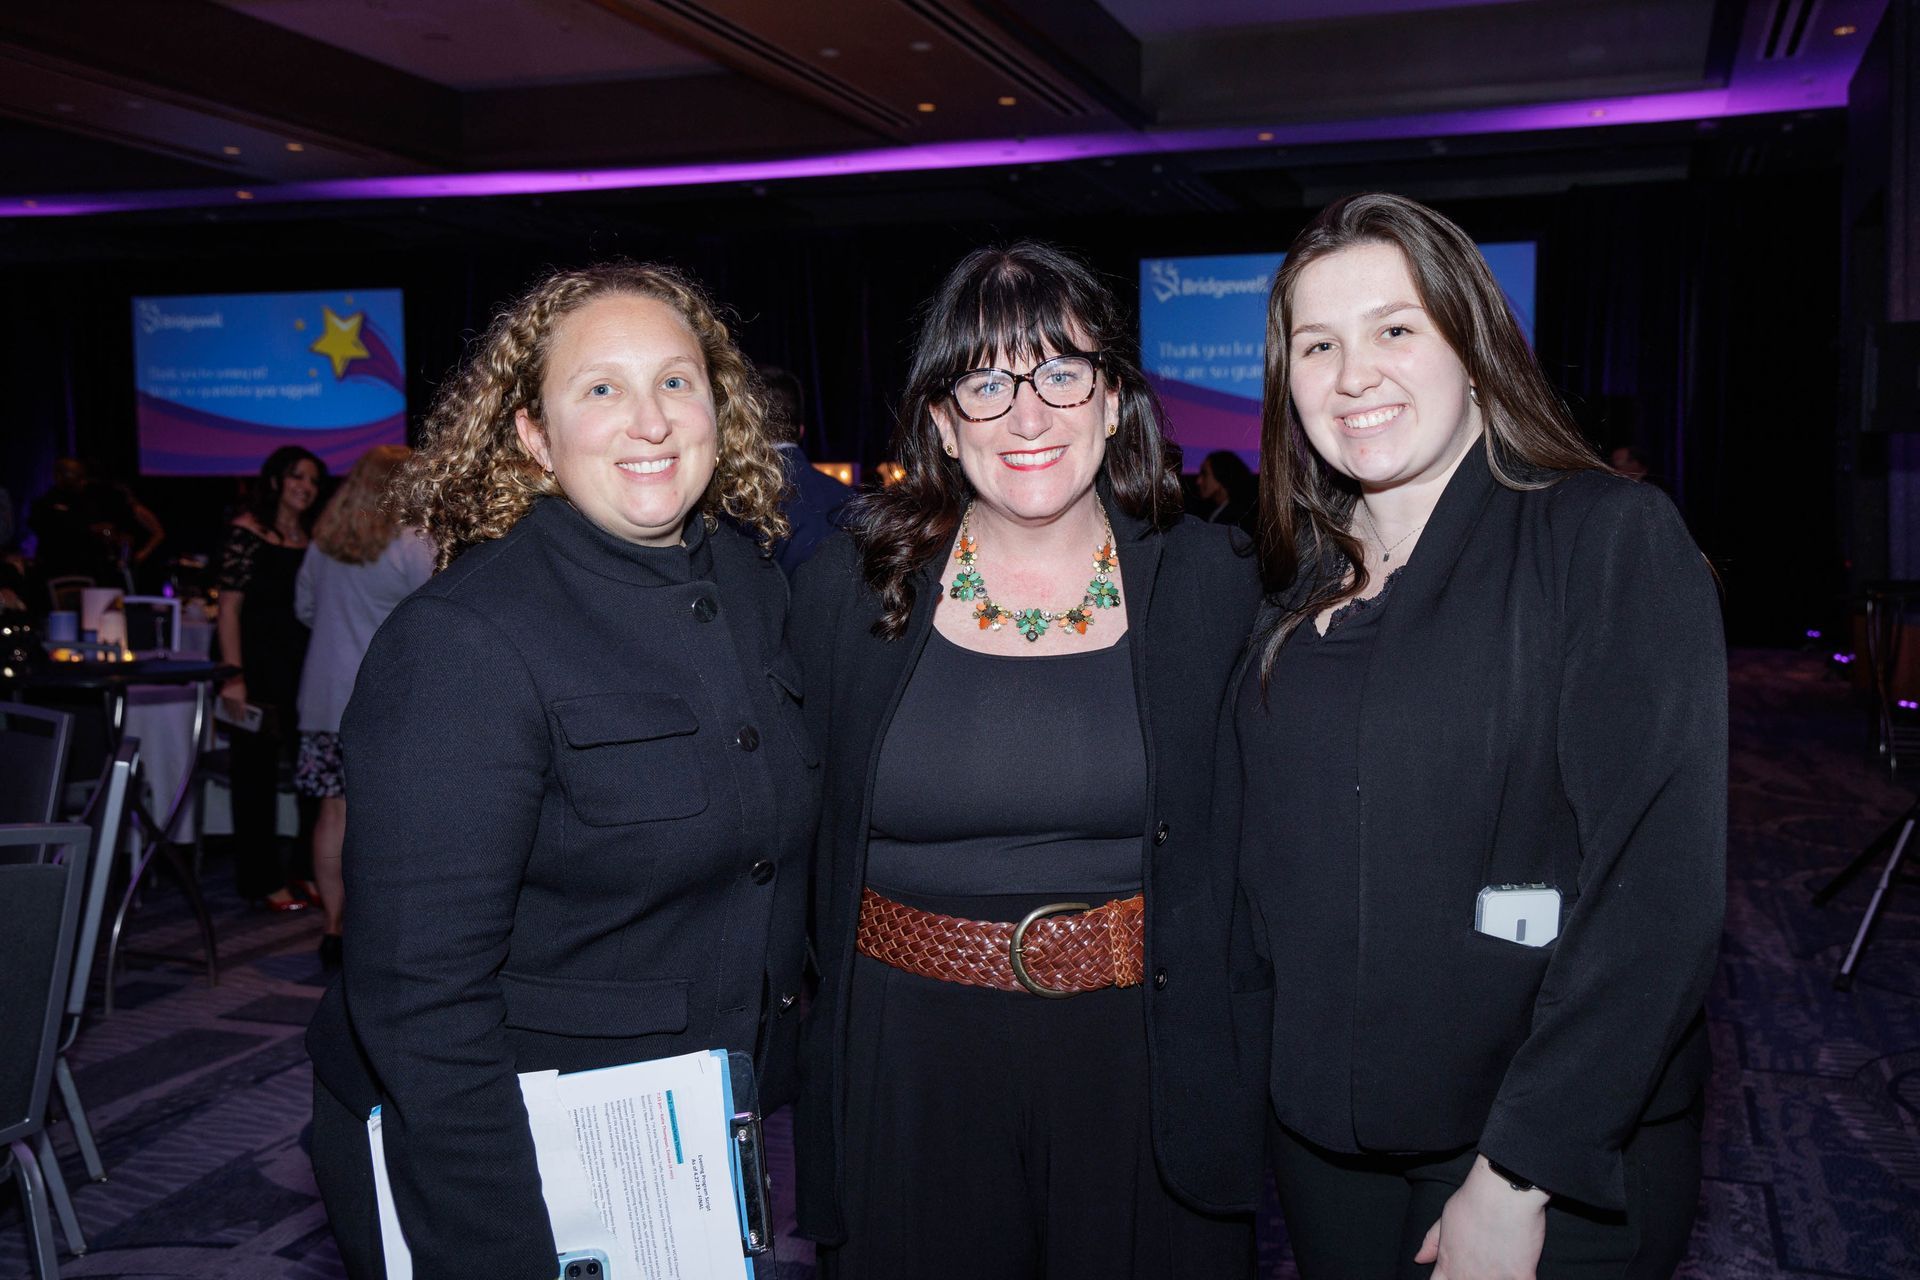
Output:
(551, 693), (698, 748)
(498, 970), (691, 1038)
(765, 656), (818, 766)
(766, 656), (804, 702)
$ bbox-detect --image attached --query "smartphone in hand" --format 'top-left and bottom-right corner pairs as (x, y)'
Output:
(557, 1250), (610, 1280)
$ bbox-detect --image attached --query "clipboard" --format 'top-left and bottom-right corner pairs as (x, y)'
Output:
(370, 1048), (771, 1279)
(722, 1050), (773, 1260)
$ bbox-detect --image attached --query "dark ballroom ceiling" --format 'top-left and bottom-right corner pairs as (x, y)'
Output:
(0, 0), (1882, 230)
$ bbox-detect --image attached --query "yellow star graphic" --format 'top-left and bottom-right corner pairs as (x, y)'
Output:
(310, 306), (370, 378)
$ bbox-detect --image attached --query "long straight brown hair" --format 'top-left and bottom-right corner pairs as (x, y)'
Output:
(1256, 193), (1601, 679)
(852, 241), (1183, 639)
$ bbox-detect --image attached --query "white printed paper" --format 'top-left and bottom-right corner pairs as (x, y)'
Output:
(370, 1050), (751, 1279)
(367, 1106), (412, 1280)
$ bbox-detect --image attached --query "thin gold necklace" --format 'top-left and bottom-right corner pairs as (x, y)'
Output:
(1356, 500), (1424, 564)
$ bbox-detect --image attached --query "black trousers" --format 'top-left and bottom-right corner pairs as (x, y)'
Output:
(312, 1074), (384, 1280)
(229, 710), (313, 900)
(1271, 1108), (1702, 1280)
(818, 902), (1255, 1280)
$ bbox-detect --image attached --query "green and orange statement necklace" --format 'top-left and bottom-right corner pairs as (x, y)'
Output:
(943, 501), (1121, 642)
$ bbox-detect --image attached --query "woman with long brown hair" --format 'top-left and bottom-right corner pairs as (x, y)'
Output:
(293, 444), (433, 968)
(1233, 193), (1724, 1278)
(218, 443), (326, 910)
(790, 242), (1268, 1278)
(305, 262), (816, 1280)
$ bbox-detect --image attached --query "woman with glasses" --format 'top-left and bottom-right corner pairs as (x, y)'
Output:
(790, 242), (1268, 1279)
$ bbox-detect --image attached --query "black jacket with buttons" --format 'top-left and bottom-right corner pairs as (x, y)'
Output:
(305, 497), (818, 1280)
(787, 506), (1269, 1244)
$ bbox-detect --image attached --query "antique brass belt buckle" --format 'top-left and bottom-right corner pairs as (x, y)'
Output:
(1009, 901), (1091, 998)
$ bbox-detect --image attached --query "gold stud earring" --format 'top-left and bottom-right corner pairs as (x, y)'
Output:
(943, 441), (958, 458)
(1105, 422), (1117, 438)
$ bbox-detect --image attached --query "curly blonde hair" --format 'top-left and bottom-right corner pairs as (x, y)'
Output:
(314, 444), (412, 565)
(395, 261), (788, 567)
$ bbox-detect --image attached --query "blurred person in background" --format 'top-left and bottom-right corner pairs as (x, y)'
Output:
(0, 484), (26, 612)
(28, 456), (165, 591)
(1195, 449), (1258, 531)
(762, 363), (853, 574)
(294, 444), (434, 970)
(219, 445), (326, 911)
(1609, 444), (1652, 484)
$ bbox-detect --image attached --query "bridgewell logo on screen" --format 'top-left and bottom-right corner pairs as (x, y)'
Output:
(1139, 245), (1535, 463)
(135, 300), (225, 335)
(1144, 260), (1268, 304)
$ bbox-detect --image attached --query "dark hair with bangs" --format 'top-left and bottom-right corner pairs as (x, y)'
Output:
(850, 240), (1183, 639)
(248, 445), (327, 534)
(1255, 193), (1600, 680)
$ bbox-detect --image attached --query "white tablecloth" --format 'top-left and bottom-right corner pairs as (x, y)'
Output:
(124, 685), (204, 841)
(123, 625), (218, 842)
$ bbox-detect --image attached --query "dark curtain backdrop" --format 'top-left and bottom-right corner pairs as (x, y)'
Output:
(1535, 176), (1843, 643)
(0, 169), (1842, 641)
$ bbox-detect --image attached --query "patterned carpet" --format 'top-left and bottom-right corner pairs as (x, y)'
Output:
(3, 649), (1917, 1278)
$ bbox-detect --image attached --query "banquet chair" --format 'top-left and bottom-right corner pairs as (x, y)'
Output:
(0, 825), (92, 1275)
(47, 740), (139, 1191)
(0, 705), (74, 841)
(44, 576), (92, 615)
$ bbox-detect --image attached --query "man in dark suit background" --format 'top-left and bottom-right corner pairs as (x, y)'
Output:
(761, 366), (853, 575)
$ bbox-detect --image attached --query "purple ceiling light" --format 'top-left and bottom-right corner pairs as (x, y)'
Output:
(3, 3), (1883, 221)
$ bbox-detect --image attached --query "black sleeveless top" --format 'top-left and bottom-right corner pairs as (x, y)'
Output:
(867, 630), (1146, 900)
(218, 524), (311, 713)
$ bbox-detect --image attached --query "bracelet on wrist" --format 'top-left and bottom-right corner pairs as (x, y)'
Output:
(1483, 1156), (1537, 1194)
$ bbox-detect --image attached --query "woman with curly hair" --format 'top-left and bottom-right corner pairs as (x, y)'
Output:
(293, 444), (433, 968)
(305, 261), (817, 1280)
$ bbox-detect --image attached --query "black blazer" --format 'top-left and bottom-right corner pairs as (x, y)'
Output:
(1234, 445), (1725, 1211)
(305, 498), (818, 1280)
(787, 504), (1269, 1244)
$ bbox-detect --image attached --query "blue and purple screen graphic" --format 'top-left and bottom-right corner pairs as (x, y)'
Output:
(133, 289), (406, 475)
(1139, 246), (1534, 468)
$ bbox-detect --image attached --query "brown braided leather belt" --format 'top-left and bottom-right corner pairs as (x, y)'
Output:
(855, 887), (1145, 998)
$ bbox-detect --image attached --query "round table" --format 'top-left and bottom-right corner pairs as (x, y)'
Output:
(8, 656), (234, 1004)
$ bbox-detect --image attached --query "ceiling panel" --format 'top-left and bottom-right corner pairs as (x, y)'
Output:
(1143, 0), (1723, 125)
(1094, 0), (1545, 38)
(0, 0), (1881, 220)
(214, 0), (720, 88)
